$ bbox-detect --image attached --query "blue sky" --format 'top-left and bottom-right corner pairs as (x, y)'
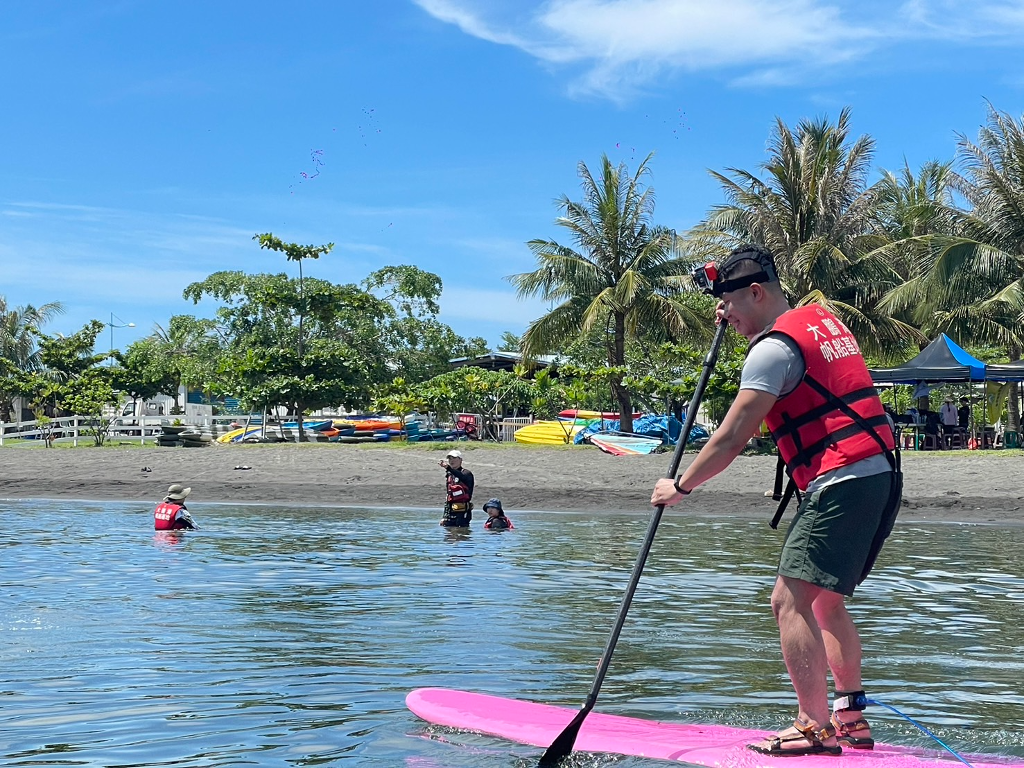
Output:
(3, 1), (1024, 353)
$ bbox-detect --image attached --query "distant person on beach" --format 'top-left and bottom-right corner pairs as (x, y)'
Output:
(154, 484), (200, 530)
(439, 450), (474, 527)
(651, 244), (900, 757)
(940, 397), (958, 447)
(958, 397), (971, 431)
(482, 498), (513, 530)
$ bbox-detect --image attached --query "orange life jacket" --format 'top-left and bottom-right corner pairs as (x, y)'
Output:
(762, 305), (894, 491)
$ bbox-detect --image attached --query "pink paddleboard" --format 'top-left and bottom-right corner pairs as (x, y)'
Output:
(407, 688), (1023, 767)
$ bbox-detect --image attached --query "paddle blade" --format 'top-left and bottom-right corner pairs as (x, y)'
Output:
(538, 708), (587, 766)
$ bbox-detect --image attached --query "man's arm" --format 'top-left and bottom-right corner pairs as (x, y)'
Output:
(651, 389), (778, 505)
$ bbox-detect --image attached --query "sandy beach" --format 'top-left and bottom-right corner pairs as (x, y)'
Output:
(1, 442), (1021, 525)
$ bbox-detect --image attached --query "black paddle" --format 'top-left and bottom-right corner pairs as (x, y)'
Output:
(538, 319), (729, 767)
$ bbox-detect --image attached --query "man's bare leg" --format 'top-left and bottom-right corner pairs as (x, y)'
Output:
(813, 592), (872, 744)
(750, 575), (838, 752)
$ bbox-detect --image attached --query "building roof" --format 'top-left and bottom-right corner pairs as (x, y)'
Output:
(448, 351), (557, 372)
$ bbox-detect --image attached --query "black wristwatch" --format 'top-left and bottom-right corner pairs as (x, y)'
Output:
(673, 477), (691, 495)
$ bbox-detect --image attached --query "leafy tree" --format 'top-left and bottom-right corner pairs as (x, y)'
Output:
(15, 321), (115, 445)
(184, 271), (388, 435)
(884, 105), (1024, 430)
(497, 331), (521, 353)
(372, 377), (427, 430)
(62, 367), (119, 446)
(363, 265), (489, 382)
(363, 265), (442, 317)
(149, 315), (224, 409)
(254, 234), (335, 440)
(113, 336), (180, 417)
(511, 154), (704, 433)
(411, 367), (535, 436)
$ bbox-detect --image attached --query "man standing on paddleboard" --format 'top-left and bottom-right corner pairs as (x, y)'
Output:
(652, 244), (901, 757)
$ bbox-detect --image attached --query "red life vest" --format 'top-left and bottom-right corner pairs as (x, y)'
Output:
(154, 501), (185, 530)
(762, 305), (894, 491)
(484, 515), (514, 530)
(446, 473), (471, 511)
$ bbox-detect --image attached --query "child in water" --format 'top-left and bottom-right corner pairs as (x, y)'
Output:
(482, 498), (513, 530)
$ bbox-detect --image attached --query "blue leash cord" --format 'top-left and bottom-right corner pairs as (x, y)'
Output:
(866, 698), (975, 767)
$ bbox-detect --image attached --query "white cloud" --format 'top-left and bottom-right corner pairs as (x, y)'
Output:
(412, 0), (1024, 97)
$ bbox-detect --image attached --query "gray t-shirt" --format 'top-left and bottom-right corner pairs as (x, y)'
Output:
(741, 332), (890, 492)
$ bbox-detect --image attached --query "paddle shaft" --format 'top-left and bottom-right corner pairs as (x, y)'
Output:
(539, 320), (729, 767)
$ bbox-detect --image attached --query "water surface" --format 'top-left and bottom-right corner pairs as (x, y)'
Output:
(2, 500), (1023, 766)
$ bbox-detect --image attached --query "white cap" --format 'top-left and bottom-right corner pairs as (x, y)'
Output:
(446, 449), (463, 459)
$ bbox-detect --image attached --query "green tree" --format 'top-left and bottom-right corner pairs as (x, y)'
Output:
(510, 154), (703, 433)
(150, 315), (224, 410)
(363, 265), (489, 382)
(62, 367), (119, 446)
(411, 367), (535, 436)
(184, 271), (388, 436)
(114, 336), (180, 417)
(16, 321), (114, 445)
(254, 234), (335, 440)
(497, 331), (521, 353)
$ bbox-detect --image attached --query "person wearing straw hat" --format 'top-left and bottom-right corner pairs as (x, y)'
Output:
(651, 244), (901, 756)
(439, 449), (474, 527)
(154, 484), (200, 530)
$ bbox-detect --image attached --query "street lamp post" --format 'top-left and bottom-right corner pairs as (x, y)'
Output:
(108, 312), (136, 365)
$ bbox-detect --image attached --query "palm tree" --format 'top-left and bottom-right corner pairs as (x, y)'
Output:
(886, 105), (1024, 429)
(868, 160), (959, 356)
(690, 108), (912, 359)
(0, 297), (64, 422)
(509, 154), (704, 433)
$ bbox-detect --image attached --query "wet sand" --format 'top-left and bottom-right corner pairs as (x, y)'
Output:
(1, 442), (1021, 524)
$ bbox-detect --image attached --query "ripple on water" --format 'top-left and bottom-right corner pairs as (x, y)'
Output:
(2, 500), (1022, 765)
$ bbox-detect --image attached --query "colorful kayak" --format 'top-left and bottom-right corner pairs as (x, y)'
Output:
(559, 409), (643, 420)
(406, 688), (1023, 768)
(513, 420), (585, 445)
(589, 434), (663, 455)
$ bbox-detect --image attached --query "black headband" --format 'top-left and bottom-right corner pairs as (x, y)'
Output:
(712, 270), (772, 297)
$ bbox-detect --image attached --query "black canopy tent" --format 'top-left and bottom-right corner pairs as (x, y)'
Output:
(868, 334), (987, 384)
(869, 334), (988, 449)
(987, 361), (1024, 382)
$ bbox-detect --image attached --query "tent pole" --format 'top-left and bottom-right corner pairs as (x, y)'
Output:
(982, 381), (988, 449)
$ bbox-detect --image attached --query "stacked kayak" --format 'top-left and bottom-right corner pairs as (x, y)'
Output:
(514, 420), (586, 445)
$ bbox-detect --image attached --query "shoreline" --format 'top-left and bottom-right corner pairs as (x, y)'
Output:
(1, 442), (1020, 525)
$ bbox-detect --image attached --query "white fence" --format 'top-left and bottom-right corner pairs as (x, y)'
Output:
(498, 417), (533, 442)
(0, 415), (246, 446)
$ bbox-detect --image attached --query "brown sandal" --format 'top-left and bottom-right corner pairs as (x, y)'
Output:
(748, 718), (843, 757)
(831, 714), (874, 750)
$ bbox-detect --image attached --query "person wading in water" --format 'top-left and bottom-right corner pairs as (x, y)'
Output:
(439, 450), (474, 527)
(154, 484), (200, 530)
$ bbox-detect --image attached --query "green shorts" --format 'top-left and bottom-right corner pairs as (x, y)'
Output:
(778, 472), (893, 597)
